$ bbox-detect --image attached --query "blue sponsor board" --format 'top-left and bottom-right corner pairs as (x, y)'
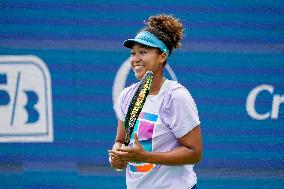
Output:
(0, 0), (283, 188)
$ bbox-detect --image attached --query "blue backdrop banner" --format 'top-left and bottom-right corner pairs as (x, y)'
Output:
(0, 1), (283, 188)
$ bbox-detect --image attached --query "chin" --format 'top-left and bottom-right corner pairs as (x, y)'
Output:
(134, 70), (146, 80)
(135, 73), (143, 80)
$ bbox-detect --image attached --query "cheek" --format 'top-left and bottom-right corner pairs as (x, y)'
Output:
(129, 58), (135, 67)
(146, 56), (160, 67)
(145, 54), (157, 62)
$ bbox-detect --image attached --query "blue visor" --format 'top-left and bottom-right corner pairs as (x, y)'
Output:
(123, 31), (169, 57)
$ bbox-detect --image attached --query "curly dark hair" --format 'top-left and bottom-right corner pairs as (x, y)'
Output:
(143, 14), (184, 56)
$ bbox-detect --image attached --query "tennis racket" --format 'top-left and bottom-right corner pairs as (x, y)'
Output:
(124, 71), (153, 146)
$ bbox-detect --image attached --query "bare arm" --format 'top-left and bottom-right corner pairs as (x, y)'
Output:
(109, 119), (127, 170)
(109, 125), (202, 165)
(112, 119), (125, 148)
(145, 125), (202, 165)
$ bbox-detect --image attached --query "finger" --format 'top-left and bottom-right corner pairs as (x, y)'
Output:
(111, 161), (125, 170)
(108, 152), (119, 158)
(109, 149), (128, 153)
(109, 153), (122, 161)
(110, 155), (127, 165)
(134, 133), (141, 147)
(108, 150), (120, 155)
(109, 150), (121, 155)
(109, 149), (136, 162)
(111, 155), (125, 162)
(111, 158), (125, 165)
(108, 151), (116, 156)
(109, 154), (121, 161)
(109, 150), (128, 158)
(116, 147), (133, 153)
(111, 159), (128, 169)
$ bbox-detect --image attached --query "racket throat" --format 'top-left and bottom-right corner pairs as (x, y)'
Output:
(124, 126), (134, 146)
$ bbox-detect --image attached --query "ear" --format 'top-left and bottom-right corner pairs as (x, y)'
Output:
(160, 52), (167, 65)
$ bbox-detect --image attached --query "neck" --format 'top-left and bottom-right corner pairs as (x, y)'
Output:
(149, 72), (165, 95)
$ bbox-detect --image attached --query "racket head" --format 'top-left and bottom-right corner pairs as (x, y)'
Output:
(124, 71), (153, 145)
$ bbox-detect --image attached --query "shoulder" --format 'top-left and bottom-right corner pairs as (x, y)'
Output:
(114, 82), (140, 121)
(159, 80), (200, 133)
(119, 82), (139, 100)
(164, 80), (193, 104)
(115, 82), (140, 109)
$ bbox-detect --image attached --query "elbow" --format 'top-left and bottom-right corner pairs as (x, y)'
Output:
(184, 147), (202, 164)
(195, 150), (202, 163)
(192, 149), (202, 164)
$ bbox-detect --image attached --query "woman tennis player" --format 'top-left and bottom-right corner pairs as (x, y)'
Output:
(109, 14), (202, 189)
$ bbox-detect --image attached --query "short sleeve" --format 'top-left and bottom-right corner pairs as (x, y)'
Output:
(113, 88), (127, 122)
(161, 87), (200, 138)
(113, 83), (139, 122)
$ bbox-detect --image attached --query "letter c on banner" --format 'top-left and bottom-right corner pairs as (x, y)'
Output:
(246, 84), (273, 120)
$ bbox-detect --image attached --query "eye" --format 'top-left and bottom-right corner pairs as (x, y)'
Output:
(130, 52), (135, 56)
(140, 51), (147, 54)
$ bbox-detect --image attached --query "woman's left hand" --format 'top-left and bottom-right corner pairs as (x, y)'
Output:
(108, 133), (148, 163)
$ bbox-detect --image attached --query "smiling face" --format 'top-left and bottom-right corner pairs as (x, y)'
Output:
(130, 43), (166, 80)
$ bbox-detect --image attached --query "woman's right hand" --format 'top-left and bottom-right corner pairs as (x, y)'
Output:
(109, 152), (127, 170)
(110, 120), (128, 170)
(109, 142), (127, 170)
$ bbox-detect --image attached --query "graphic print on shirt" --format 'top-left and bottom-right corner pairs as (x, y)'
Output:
(129, 111), (158, 173)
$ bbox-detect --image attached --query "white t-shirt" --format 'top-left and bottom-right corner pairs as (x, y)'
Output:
(114, 80), (201, 189)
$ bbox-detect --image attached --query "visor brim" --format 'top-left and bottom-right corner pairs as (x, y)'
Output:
(123, 39), (159, 49)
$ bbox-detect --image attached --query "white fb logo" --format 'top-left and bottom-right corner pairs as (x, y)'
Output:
(112, 58), (178, 104)
(0, 55), (53, 142)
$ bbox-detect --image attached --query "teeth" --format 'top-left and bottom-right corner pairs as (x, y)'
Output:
(135, 65), (144, 68)
(134, 65), (144, 70)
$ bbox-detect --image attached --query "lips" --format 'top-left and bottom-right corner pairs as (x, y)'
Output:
(134, 65), (145, 72)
